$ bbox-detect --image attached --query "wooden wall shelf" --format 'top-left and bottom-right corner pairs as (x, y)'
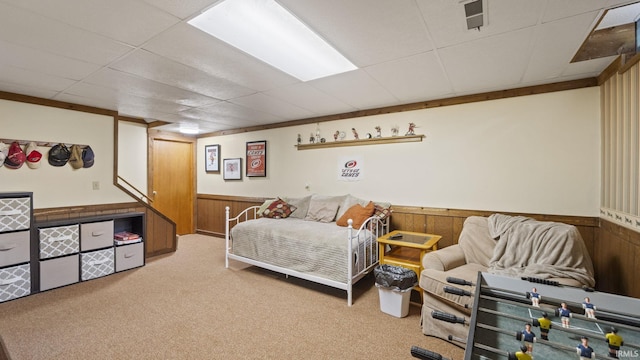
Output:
(295, 134), (424, 150)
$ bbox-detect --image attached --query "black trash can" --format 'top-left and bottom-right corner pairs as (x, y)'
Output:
(374, 264), (418, 317)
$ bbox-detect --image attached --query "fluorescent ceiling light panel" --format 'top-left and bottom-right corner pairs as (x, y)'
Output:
(188, 0), (357, 81)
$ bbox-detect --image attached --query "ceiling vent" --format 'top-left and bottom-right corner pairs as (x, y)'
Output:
(463, 0), (484, 30)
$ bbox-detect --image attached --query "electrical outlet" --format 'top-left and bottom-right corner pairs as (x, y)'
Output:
(92, 181), (100, 190)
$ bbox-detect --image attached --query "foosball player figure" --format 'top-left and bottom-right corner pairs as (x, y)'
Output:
(577, 336), (595, 359)
(535, 312), (552, 340)
(521, 323), (536, 353)
(558, 302), (571, 328)
(530, 287), (541, 307)
(582, 297), (596, 319)
(605, 327), (624, 359)
(509, 345), (532, 360)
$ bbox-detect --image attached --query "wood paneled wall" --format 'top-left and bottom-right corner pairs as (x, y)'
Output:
(597, 219), (640, 297)
(196, 194), (640, 295)
(34, 202), (176, 258)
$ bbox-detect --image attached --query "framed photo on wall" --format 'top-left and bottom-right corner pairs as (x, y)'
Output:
(205, 144), (220, 172)
(246, 140), (267, 177)
(223, 158), (242, 180)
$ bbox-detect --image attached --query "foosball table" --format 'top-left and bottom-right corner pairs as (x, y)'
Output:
(412, 273), (640, 360)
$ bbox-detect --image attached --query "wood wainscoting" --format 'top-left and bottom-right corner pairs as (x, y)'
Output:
(597, 219), (640, 297)
(34, 202), (176, 258)
(195, 194), (640, 296)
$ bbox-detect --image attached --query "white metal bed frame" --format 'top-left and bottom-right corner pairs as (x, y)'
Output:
(225, 205), (389, 306)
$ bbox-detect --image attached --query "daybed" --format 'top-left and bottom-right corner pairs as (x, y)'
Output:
(225, 194), (391, 306)
(420, 213), (595, 341)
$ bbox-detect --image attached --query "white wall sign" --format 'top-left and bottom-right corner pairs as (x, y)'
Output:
(338, 156), (363, 181)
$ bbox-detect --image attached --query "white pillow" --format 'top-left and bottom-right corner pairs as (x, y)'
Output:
(304, 195), (346, 222)
(283, 195), (312, 219)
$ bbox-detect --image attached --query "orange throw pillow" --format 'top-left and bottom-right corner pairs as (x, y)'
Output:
(336, 201), (375, 228)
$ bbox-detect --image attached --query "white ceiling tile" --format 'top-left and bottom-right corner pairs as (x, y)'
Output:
(230, 93), (313, 120)
(2, 0), (180, 46)
(523, 11), (600, 83)
(62, 82), (193, 114)
(110, 49), (256, 100)
(140, 0), (218, 20)
(438, 27), (535, 94)
(562, 56), (619, 77)
(541, 0), (612, 23)
(309, 70), (399, 109)
(263, 83), (356, 115)
(365, 51), (453, 103)
(142, 23), (298, 92)
(0, 39), (101, 81)
(0, 2), (134, 65)
(82, 68), (221, 108)
(279, 0), (433, 67)
(418, 0), (545, 49)
(0, 64), (76, 92)
(0, 82), (60, 100)
(183, 102), (282, 126)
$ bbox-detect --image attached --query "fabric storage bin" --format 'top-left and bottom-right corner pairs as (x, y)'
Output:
(0, 230), (30, 267)
(0, 197), (31, 233)
(81, 248), (114, 281)
(115, 242), (144, 272)
(0, 263), (31, 303)
(39, 224), (80, 259)
(80, 220), (114, 251)
(40, 254), (79, 291)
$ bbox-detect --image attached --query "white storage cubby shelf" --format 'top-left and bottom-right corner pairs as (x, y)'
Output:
(0, 192), (33, 303)
(33, 211), (146, 294)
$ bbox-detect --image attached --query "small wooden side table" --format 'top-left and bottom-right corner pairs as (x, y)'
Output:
(377, 230), (442, 303)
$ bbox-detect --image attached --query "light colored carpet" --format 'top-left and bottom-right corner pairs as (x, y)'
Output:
(0, 234), (463, 359)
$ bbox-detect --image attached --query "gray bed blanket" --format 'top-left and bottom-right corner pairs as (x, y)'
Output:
(487, 213), (595, 287)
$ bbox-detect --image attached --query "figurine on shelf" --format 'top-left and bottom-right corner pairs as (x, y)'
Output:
(405, 122), (416, 135)
(391, 126), (399, 136)
(352, 128), (359, 139)
(334, 131), (339, 141)
(365, 133), (372, 139)
(375, 126), (382, 138)
(315, 127), (321, 144)
(309, 133), (315, 144)
(582, 297), (596, 319)
(297, 134), (302, 145)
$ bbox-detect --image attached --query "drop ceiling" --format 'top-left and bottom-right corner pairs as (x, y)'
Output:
(0, 0), (636, 134)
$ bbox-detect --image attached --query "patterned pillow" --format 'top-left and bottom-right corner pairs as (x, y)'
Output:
(373, 203), (392, 220)
(262, 198), (297, 219)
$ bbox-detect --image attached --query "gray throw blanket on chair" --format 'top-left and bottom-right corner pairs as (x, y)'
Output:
(487, 213), (595, 288)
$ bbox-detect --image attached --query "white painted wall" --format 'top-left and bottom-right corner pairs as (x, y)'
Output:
(117, 121), (148, 198)
(0, 99), (133, 208)
(197, 87), (601, 216)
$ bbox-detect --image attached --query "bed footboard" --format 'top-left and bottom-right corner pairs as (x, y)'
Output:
(345, 215), (389, 306)
(225, 205), (259, 268)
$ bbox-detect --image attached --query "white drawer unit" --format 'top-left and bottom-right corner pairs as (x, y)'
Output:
(0, 197), (31, 232)
(115, 242), (144, 272)
(0, 263), (31, 302)
(81, 248), (114, 281)
(80, 220), (114, 251)
(39, 224), (80, 259)
(0, 230), (30, 267)
(40, 254), (79, 291)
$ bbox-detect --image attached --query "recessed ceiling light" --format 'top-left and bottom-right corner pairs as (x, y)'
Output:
(188, 0), (357, 81)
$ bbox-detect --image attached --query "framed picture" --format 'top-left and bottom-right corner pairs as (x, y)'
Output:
(246, 140), (267, 177)
(223, 158), (242, 180)
(205, 144), (220, 172)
